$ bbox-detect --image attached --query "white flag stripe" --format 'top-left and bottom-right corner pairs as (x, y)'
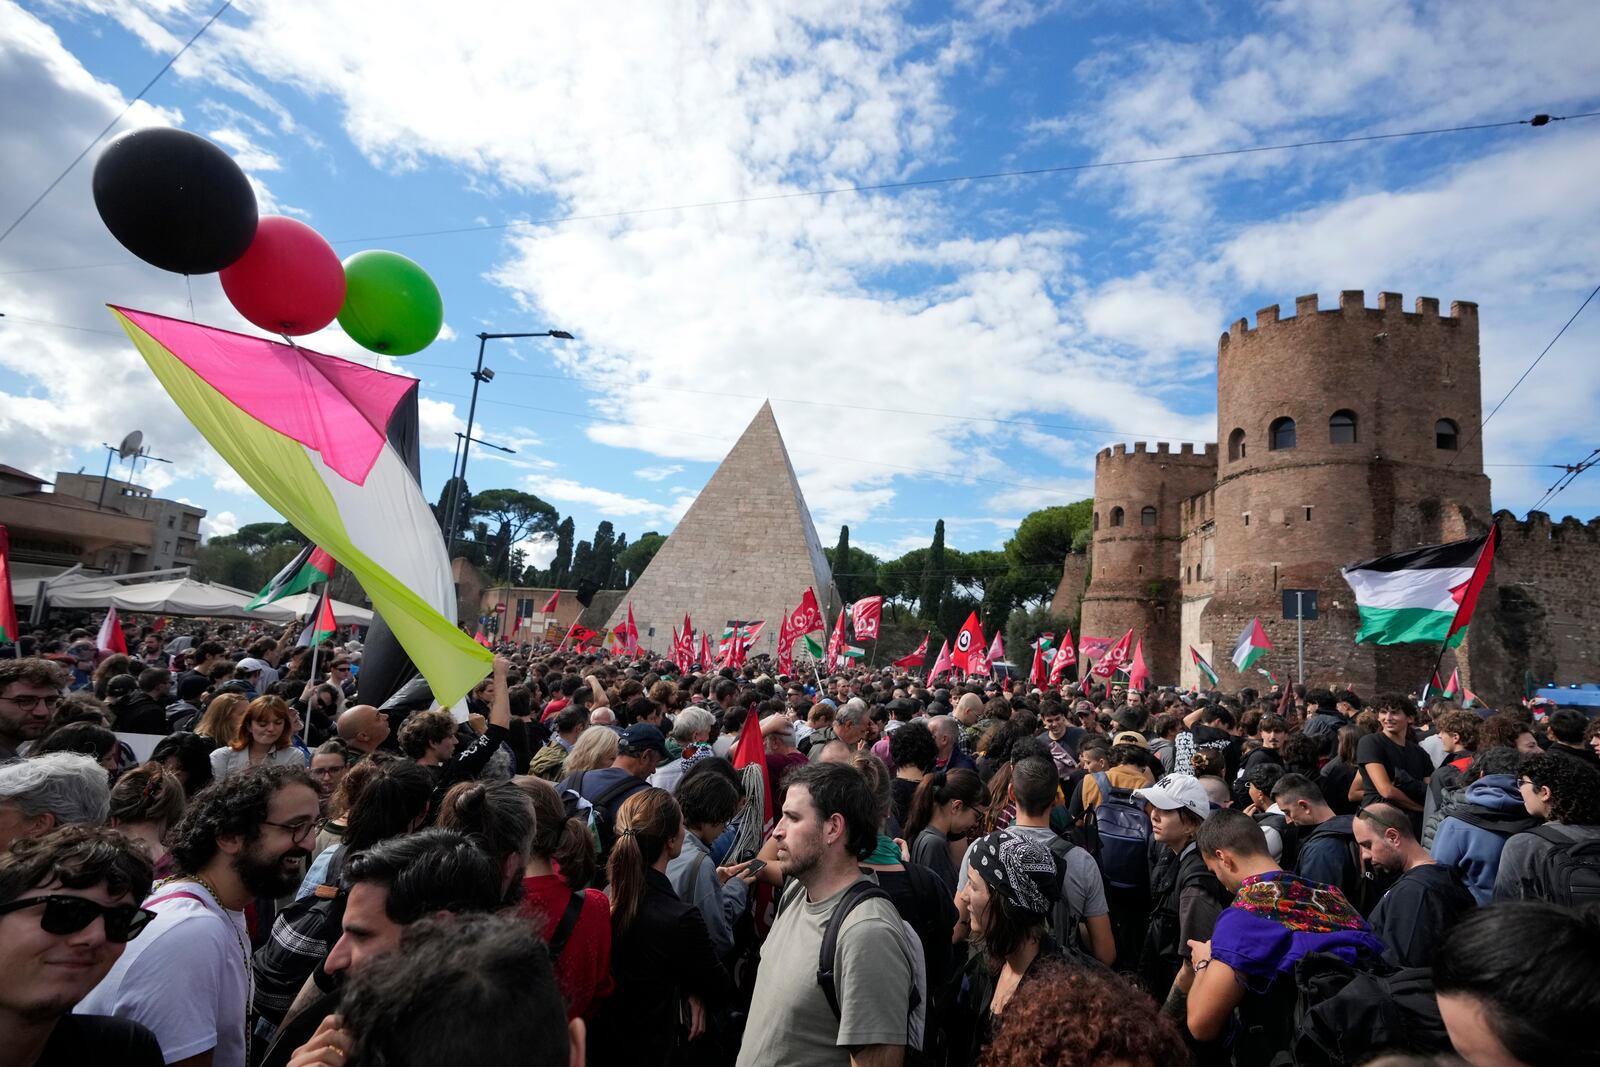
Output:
(1342, 565), (1473, 612)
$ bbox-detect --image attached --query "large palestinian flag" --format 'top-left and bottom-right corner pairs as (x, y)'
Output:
(112, 306), (492, 706)
(1341, 529), (1497, 647)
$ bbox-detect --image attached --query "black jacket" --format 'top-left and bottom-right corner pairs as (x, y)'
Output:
(112, 694), (169, 735)
(590, 868), (733, 1067)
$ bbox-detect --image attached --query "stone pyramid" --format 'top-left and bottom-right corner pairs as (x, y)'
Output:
(604, 401), (835, 656)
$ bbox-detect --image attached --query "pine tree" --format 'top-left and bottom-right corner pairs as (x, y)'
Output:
(920, 519), (946, 622)
(832, 525), (852, 602)
(610, 534), (629, 588)
(548, 517), (575, 585)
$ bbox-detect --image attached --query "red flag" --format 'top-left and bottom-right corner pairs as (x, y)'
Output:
(310, 589), (338, 645)
(967, 642), (991, 677)
(624, 604), (640, 655)
(568, 625), (597, 645)
(699, 632), (713, 671)
(1030, 642), (1047, 687)
(777, 614), (795, 675)
(0, 526), (16, 645)
(987, 631), (1004, 664)
(1091, 629), (1134, 679)
(1048, 632), (1076, 686)
(928, 639), (953, 680)
(849, 596), (883, 640)
(789, 587), (823, 637)
(473, 629), (491, 648)
(1127, 638), (1149, 692)
(540, 590), (560, 613)
(951, 611), (984, 670)
(826, 608), (847, 665)
(1446, 525), (1498, 644)
(151, 616), (168, 633)
(891, 633), (929, 671)
(97, 606), (127, 655)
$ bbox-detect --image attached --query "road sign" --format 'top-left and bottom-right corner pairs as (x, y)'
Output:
(494, 603), (507, 613)
(1282, 589), (1318, 620)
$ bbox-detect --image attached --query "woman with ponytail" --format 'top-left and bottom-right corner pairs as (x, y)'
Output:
(513, 775), (613, 1021)
(906, 766), (985, 895)
(591, 787), (732, 1067)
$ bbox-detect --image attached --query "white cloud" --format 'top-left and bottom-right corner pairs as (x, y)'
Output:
(521, 474), (692, 522)
(416, 397), (464, 452)
(633, 464), (683, 482)
(206, 125), (280, 171)
(201, 510), (239, 539)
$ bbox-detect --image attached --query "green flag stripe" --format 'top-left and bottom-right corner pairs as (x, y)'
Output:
(1354, 606), (1467, 647)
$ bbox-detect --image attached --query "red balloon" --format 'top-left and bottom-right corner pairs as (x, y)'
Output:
(219, 216), (346, 336)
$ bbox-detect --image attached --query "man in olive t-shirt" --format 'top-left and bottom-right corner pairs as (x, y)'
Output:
(737, 764), (917, 1067)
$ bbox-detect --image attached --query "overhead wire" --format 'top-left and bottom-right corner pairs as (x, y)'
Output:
(2, 109), (1594, 275)
(0, 1), (236, 250)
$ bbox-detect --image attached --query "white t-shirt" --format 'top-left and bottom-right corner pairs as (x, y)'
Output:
(77, 880), (250, 1067)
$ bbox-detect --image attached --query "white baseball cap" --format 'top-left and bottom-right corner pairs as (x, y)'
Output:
(1134, 773), (1211, 821)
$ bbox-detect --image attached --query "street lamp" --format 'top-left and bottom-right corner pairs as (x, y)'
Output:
(445, 329), (573, 551)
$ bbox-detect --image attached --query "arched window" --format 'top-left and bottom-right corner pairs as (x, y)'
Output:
(1435, 418), (1459, 450)
(1110, 507), (1124, 528)
(1269, 416), (1297, 451)
(1329, 410), (1357, 444)
(1228, 427), (1247, 462)
(1141, 506), (1157, 527)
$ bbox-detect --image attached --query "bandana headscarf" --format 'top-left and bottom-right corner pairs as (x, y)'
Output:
(968, 831), (1062, 917)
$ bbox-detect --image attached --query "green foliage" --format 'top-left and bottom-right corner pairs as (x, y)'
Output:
(1004, 604), (1080, 678)
(824, 542), (884, 604)
(616, 532), (666, 587)
(547, 517), (575, 585)
(920, 520), (946, 622)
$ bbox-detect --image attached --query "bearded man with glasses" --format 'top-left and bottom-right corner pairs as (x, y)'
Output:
(0, 824), (162, 1066)
(79, 765), (321, 1067)
(0, 659), (68, 761)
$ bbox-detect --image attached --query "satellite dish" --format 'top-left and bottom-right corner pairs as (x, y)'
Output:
(116, 431), (144, 460)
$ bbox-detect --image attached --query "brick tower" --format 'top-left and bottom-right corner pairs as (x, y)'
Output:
(1079, 442), (1217, 682)
(604, 401), (835, 654)
(1192, 291), (1493, 692)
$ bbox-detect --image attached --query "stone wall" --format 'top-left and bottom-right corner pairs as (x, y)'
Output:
(1049, 551), (1089, 618)
(1468, 511), (1600, 701)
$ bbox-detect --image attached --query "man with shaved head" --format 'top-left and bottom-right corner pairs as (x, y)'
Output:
(336, 705), (392, 757)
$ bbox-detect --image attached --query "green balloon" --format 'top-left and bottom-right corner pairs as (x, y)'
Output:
(337, 250), (444, 356)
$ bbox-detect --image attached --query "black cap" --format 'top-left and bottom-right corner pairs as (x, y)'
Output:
(618, 723), (668, 757)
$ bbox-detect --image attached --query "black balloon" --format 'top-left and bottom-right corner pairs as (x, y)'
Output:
(92, 127), (258, 275)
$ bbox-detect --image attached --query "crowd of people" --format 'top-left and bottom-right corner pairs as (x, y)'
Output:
(1, 615), (1598, 1067)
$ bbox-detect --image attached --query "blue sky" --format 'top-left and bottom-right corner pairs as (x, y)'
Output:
(1, 0), (1597, 570)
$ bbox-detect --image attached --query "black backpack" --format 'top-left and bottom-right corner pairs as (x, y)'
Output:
(571, 771), (648, 886)
(1285, 951), (1450, 1067)
(1524, 826), (1600, 906)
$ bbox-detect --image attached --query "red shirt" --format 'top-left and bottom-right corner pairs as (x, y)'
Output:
(540, 697), (570, 723)
(520, 874), (614, 1019)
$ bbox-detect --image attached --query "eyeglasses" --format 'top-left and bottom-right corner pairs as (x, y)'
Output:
(0, 694), (63, 712)
(0, 895), (155, 942)
(261, 818), (320, 842)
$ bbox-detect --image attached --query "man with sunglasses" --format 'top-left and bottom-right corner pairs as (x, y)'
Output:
(79, 765), (320, 1067)
(0, 658), (68, 761)
(0, 825), (162, 1066)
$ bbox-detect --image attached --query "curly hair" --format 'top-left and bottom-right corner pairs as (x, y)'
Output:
(167, 764), (315, 876)
(1519, 752), (1600, 825)
(1479, 714), (1532, 751)
(0, 657), (67, 694)
(887, 721), (937, 774)
(979, 960), (1186, 1067)
(398, 709), (458, 759)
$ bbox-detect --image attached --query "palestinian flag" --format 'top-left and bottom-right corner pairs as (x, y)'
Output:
(113, 306), (491, 706)
(248, 543), (335, 610)
(1342, 529), (1497, 647)
(1191, 647), (1220, 687)
(841, 644), (865, 660)
(0, 526), (16, 644)
(301, 590), (337, 646)
(1256, 667), (1280, 686)
(1231, 618), (1273, 673)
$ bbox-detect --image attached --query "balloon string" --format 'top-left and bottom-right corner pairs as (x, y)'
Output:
(185, 274), (195, 321)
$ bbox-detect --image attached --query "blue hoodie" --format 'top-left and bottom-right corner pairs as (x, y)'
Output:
(1295, 814), (1361, 903)
(1430, 775), (1540, 904)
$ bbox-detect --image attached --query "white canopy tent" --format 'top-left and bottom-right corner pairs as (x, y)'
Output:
(14, 569), (372, 625)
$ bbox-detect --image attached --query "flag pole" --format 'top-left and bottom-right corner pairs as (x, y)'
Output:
(308, 588), (326, 685)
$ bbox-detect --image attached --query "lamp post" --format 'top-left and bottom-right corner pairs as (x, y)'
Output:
(444, 329), (572, 552)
